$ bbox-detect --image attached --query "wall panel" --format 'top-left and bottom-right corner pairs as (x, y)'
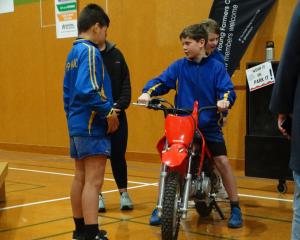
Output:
(0, 0), (297, 163)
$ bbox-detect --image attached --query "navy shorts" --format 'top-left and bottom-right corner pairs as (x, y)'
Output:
(70, 136), (111, 160)
(194, 131), (227, 157)
(206, 141), (227, 157)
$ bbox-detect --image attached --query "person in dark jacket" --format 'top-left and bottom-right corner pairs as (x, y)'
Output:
(97, 19), (133, 211)
(270, 2), (300, 239)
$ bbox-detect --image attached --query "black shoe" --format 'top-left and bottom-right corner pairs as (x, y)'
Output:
(93, 230), (108, 240)
(72, 231), (84, 240)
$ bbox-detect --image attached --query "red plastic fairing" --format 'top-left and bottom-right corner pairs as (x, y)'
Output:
(156, 136), (167, 159)
(165, 115), (195, 147)
(162, 143), (188, 167)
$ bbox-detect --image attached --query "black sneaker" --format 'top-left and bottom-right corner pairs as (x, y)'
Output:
(94, 230), (108, 240)
(73, 230), (107, 240)
(72, 231), (84, 240)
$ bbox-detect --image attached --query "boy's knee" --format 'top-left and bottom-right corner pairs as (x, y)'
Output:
(215, 156), (231, 173)
(85, 177), (103, 189)
(74, 171), (85, 183)
(214, 156), (230, 168)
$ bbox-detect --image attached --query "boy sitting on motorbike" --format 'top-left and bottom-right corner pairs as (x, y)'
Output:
(137, 23), (242, 228)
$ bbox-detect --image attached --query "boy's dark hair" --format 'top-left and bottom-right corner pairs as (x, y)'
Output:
(200, 18), (221, 35)
(179, 24), (208, 43)
(78, 4), (110, 33)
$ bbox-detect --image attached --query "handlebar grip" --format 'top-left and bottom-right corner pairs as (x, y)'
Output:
(132, 102), (148, 107)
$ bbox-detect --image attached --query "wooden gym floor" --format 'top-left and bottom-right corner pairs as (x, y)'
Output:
(0, 149), (294, 240)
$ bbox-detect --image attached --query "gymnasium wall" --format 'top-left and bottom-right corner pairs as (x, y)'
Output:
(0, 0), (297, 164)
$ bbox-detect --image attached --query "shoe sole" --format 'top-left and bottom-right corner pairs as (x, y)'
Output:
(121, 206), (133, 211)
(228, 223), (243, 228)
(149, 222), (161, 226)
(98, 208), (106, 213)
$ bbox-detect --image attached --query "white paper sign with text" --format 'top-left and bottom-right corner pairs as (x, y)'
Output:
(246, 62), (275, 91)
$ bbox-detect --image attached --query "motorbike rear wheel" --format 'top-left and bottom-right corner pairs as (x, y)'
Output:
(161, 171), (181, 240)
(195, 201), (213, 217)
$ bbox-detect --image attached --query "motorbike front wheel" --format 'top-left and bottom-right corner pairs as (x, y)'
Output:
(161, 171), (181, 240)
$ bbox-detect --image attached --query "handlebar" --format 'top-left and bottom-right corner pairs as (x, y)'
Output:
(133, 98), (217, 116)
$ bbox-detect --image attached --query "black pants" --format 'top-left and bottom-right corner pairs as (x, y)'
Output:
(110, 112), (128, 189)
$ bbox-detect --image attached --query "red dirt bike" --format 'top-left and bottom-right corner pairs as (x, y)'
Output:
(134, 98), (225, 240)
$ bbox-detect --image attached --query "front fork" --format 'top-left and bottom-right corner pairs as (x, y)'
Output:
(181, 153), (193, 219)
(157, 163), (168, 217)
(156, 153), (194, 219)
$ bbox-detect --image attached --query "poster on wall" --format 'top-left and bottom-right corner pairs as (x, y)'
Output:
(55, 0), (78, 39)
(0, 0), (14, 14)
(209, 0), (277, 76)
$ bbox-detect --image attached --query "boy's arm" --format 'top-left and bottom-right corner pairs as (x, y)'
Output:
(76, 47), (112, 118)
(114, 51), (131, 110)
(142, 61), (180, 97)
(215, 64), (236, 109)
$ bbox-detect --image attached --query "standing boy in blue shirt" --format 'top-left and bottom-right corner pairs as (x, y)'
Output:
(138, 23), (242, 228)
(63, 4), (119, 240)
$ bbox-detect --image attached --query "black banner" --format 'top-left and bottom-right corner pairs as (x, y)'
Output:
(209, 0), (276, 76)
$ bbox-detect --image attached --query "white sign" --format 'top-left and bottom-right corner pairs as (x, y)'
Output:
(246, 61), (275, 91)
(0, 0), (14, 14)
(55, 0), (78, 39)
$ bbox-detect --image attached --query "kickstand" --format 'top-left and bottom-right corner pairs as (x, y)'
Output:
(211, 199), (225, 220)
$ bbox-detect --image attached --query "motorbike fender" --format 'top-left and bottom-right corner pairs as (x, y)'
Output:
(162, 144), (188, 167)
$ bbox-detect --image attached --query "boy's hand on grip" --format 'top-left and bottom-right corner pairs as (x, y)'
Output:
(107, 109), (120, 133)
(217, 99), (230, 112)
(137, 93), (151, 104)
